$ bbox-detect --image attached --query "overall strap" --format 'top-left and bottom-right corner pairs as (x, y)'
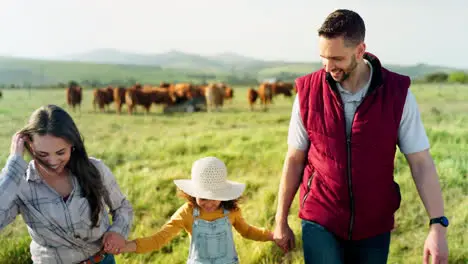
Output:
(223, 208), (229, 216)
(193, 206), (200, 217)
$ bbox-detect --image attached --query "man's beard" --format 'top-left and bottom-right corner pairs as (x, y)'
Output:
(335, 55), (358, 83)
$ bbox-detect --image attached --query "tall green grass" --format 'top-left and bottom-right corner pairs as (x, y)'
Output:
(0, 84), (466, 263)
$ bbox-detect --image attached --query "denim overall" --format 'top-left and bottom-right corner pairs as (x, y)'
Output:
(187, 207), (239, 264)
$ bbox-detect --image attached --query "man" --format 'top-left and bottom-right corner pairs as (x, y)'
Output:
(273, 9), (449, 264)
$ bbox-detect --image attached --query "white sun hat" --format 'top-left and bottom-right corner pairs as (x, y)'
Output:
(174, 156), (246, 201)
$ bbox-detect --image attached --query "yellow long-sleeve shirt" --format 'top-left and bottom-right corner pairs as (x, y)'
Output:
(134, 203), (272, 253)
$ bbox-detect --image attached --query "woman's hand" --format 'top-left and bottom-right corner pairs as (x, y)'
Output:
(10, 132), (26, 157)
(103, 231), (126, 255)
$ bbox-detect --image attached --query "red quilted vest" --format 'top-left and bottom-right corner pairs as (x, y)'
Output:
(296, 52), (410, 240)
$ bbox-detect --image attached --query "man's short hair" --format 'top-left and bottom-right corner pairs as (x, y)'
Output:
(318, 9), (366, 47)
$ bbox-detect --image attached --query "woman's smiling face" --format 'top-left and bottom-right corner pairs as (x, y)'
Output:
(31, 134), (72, 174)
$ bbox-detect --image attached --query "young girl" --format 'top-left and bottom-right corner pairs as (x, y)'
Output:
(119, 156), (278, 263)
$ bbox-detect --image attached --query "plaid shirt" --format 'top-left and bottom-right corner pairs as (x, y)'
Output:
(0, 154), (133, 264)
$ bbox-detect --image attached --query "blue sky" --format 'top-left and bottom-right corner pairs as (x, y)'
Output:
(1, 0), (467, 68)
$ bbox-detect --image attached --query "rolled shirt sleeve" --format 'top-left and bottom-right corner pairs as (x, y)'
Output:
(397, 89), (430, 154)
(287, 96), (310, 151)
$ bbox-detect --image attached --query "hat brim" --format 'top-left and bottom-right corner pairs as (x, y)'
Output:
(174, 179), (246, 201)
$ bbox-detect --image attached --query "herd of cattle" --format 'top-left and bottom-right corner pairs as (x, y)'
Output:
(65, 81), (295, 114)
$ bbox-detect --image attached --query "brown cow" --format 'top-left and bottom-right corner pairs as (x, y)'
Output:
(272, 82), (294, 97)
(247, 88), (258, 111)
(171, 83), (196, 101)
(93, 86), (114, 112)
(205, 83), (224, 112)
(125, 87), (176, 115)
(193, 85), (207, 99)
(257, 83), (273, 111)
(66, 84), (82, 112)
(224, 86), (234, 103)
(194, 84), (208, 98)
(160, 82), (171, 88)
(142, 84), (153, 90)
(113, 86), (127, 114)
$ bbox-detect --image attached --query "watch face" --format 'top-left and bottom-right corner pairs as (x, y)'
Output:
(441, 217), (449, 226)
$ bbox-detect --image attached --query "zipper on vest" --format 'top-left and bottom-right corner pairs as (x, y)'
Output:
(346, 136), (354, 240)
(327, 75), (378, 240)
(301, 171), (315, 208)
(346, 107), (363, 240)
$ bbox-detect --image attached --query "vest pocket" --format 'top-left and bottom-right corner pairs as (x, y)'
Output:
(196, 231), (228, 259)
(301, 171), (315, 208)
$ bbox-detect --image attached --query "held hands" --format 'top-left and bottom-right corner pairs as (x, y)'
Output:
(102, 232), (126, 255)
(272, 222), (296, 254)
(103, 231), (136, 255)
(268, 231), (290, 253)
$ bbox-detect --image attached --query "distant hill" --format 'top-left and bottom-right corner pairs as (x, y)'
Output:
(0, 55), (217, 86)
(57, 49), (229, 72)
(56, 49), (463, 77)
(0, 49), (465, 86)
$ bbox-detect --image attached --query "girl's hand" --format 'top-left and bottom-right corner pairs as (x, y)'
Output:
(120, 241), (137, 253)
(268, 231), (275, 241)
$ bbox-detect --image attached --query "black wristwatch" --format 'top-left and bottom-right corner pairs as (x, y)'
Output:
(429, 216), (449, 227)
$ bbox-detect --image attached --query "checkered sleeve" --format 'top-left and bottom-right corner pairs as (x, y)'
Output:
(91, 158), (134, 239)
(0, 154), (27, 230)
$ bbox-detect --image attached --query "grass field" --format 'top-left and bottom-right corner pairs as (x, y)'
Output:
(0, 84), (467, 264)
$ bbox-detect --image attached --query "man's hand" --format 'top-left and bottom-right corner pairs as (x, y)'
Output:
(423, 225), (448, 264)
(103, 231), (126, 255)
(273, 221), (296, 253)
(273, 147), (305, 253)
(405, 150), (448, 263)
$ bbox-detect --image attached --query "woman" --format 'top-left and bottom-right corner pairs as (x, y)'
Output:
(0, 105), (133, 264)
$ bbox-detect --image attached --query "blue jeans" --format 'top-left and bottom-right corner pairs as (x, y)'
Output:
(301, 220), (391, 264)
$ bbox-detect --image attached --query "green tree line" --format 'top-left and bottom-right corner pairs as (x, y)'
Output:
(421, 71), (468, 83)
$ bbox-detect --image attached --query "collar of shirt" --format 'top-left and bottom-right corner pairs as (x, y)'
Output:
(26, 161), (76, 190)
(336, 59), (374, 103)
(26, 160), (43, 183)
